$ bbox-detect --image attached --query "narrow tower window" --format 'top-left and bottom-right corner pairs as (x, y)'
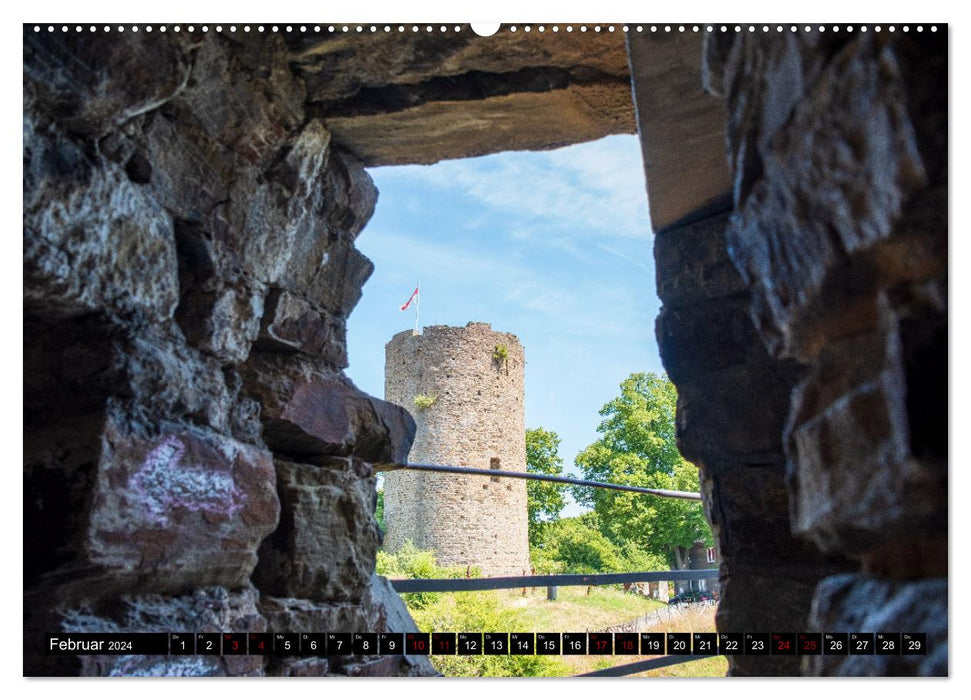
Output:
(490, 457), (500, 482)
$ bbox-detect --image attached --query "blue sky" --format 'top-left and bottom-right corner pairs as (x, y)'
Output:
(345, 134), (664, 516)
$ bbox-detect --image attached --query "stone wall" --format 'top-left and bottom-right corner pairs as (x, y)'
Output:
(702, 31), (947, 675)
(650, 209), (851, 675)
(23, 29), (432, 677)
(287, 30), (634, 165)
(23, 25), (642, 676)
(383, 323), (531, 576)
(633, 28), (947, 676)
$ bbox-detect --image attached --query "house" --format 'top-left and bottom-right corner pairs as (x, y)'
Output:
(675, 541), (720, 596)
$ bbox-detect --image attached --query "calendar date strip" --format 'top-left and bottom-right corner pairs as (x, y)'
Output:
(46, 631), (927, 656)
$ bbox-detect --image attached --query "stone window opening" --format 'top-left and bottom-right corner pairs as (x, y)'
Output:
(490, 457), (500, 482)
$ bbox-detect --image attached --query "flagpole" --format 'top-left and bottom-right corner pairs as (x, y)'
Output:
(414, 281), (420, 333)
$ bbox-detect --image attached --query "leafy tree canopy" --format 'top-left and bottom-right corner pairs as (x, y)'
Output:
(531, 513), (667, 574)
(374, 488), (384, 530)
(525, 427), (566, 545)
(573, 373), (712, 562)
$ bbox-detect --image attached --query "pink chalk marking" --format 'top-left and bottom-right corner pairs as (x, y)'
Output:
(130, 435), (245, 525)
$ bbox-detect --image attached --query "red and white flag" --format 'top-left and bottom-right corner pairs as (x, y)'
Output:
(400, 285), (419, 311)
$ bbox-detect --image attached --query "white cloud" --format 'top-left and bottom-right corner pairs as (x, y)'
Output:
(358, 135), (659, 353)
(372, 135), (653, 244)
(360, 227), (503, 283)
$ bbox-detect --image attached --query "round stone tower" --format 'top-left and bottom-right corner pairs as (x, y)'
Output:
(383, 322), (530, 576)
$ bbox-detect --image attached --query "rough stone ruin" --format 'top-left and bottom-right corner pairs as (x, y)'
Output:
(383, 323), (531, 576)
(23, 25), (946, 676)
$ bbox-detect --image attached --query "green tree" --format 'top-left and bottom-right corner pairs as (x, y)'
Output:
(525, 427), (566, 545)
(374, 488), (384, 530)
(574, 372), (712, 568)
(541, 514), (622, 573)
(532, 514), (668, 574)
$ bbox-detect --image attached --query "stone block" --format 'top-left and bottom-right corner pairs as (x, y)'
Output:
(259, 577), (436, 677)
(286, 31), (633, 166)
(26, 410), (279, 601)
(87, 416), (279, 593)
(111, 325), (238, 434)
(365, 575), (422, 634)
(24, 111), (179, 322)
(806, 575), (946, 676)
(258, 288), (347, 365)
(173, 35), (304, 167)
(323, 84), (635, 167)
(259, 595), (377, 632)
(653, 212), (745, 308)
(173, 218), (267, 362)
(244, 358), (416, 463)
(277, 149), (377, 312)
(287, 30), (630, 103)
(152, 124), (375, 366)
(700, 465), (801, 562)
(786, 331), (946, 556)
(675, 362), (797, 465)
(26, 586), (266, 677)
(705, 32), (851, 205)
(226, 119), (335, 286)
(720, 36), (929, 360)
(656, 295), (767, 387)
(278, 658), (331, 676)
(24, 30), (195, 137)
(628, 32), (731, 231)
(139, 104), (236, 221)
(253, 460), (380, 602)
(716, 567), (821, 676)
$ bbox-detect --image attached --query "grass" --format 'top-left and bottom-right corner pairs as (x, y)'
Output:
(552, 603), (727, 677)
(405, 585), (728, 678)
(492, 585), (668, 631)
(630, 605), (729, 678)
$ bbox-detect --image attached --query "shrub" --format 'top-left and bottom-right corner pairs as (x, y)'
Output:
(377, 543), (567, 677)
(529, 544), (566, 575)
(535, 516), (623, 574)
(376, 541), (470, 609)
(530, 513), (671, 579)
(412, 591), (567, 677)
(412, 394), (437, 410)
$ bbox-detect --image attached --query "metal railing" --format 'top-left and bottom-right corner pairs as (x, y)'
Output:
(389, 569), (720, 677)
(390, 569), (717, 593)
(375, 461), (703, 501)
(381, 460), (717, 676)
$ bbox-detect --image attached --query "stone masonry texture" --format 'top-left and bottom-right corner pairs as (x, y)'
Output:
(23, 26), (631, 677)
(383, 323), (531, 576)
(707, 31), (945, 675)
(633, 28), (947, 676)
